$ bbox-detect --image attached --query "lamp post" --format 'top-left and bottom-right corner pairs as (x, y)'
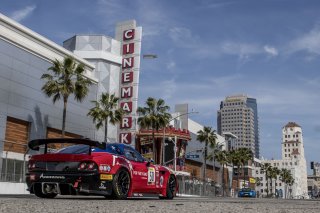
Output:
(162, 111), (199, 171)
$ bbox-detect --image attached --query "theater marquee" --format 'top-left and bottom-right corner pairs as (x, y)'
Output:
(116, 21), (142, 147)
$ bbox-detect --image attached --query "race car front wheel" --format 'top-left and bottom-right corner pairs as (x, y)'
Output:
(112, 168), (131, 199)
(160, 175), (176, 200)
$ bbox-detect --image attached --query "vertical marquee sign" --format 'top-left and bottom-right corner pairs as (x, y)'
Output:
(116, 21), (142, 147)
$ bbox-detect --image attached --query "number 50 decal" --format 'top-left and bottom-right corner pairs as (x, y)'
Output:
(148, 167), (155, 183)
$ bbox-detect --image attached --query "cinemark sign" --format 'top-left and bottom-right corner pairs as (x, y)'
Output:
(119, 29), (136, 144)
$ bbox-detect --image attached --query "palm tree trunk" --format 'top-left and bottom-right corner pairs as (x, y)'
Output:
(271, 178), (273, 197)
(222, 163), (225, 197)
(266, 174), (269, 197)
(242, 164), (245, 188)
(203, 142), (207, 196)
(152, 129), (156, 163)
(62, 98), (67, 138)
(236, 165), (240, 193)
(274, 180), (277, 197)
(104, 118), (108, 142)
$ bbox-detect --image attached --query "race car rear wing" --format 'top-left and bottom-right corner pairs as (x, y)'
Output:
(28, 138), (106, 154)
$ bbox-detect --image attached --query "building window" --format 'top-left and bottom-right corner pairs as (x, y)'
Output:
(285, 154), (287, 157)
(1, 158), (26, 182)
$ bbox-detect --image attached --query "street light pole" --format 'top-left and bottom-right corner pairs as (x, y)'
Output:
(174, 135), (177, 172)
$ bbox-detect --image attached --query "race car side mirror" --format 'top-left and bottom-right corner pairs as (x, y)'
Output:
(146, 158), (154, 167)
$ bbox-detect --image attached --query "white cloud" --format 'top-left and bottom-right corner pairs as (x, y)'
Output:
(162, 79), (177, 99)
(287, 25), (320, 55)
(264, 45), (278, 56)
(166, 61), (176, 70)
(221, 42), (261, 56)
(169, 27), (200, 48)
(11, 5), (36, 22)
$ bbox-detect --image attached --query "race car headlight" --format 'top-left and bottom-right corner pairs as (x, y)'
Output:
(99, 164), (111, 172)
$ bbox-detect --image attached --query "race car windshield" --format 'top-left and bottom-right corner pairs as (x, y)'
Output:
(58, 145), (90, 154)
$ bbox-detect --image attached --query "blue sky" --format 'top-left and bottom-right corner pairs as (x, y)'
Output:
(1, 0), (320, 171)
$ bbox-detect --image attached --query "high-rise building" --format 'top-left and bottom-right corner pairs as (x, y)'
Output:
(217, 95), (259, 158)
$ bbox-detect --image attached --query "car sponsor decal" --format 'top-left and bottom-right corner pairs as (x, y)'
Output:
(159, 176), (164, 187)
(100, 174), (113, 180)
(147, 167), (155, 184)
(133, 171), (147, 177)
(39, 173), (65, 179)
(99, 181), (107, 190)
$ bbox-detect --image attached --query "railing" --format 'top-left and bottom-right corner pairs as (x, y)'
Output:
(0, 172), (25, 183)
(176, 175), (219, 197)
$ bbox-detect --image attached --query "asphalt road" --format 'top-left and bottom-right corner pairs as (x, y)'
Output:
(0, 195), (320, 213)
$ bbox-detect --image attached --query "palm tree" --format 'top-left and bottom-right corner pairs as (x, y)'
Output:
(228, 149), (241, 193)
(270, 167), (280, 197)
(87, 93), (124, 142)
(280, 168), (291, 198)
(207, 141), (223, 184)
(137, 97), (171, 163)
(197, 126), (218, 195)
(215, 150), (228, 196)
(237, 148), (253, 188)
(261, 163), (272, 197)
(286, 175), (294, 199)
(41, 56), (92, 137)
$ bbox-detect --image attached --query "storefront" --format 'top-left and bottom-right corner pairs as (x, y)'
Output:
(136, 126), (191, 167)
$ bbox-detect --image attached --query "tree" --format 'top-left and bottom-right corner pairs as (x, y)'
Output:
(286, 175), (294, 198)
(207, 141), (223, 184)
(87, 93), (124, 142)
(41, 56), (92, 137)
(197, 126), (218, 195)
(280, 168), (291, 198)
(261, 163), (272, 197)
(237, 148), (253, 188)
(228, 149), (241, 193)
(270, 167), (280, 197)
(137, 97), (171, 163)
(215, 150), (228, 196)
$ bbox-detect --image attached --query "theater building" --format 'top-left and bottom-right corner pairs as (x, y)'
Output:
(0, 13), (142, 193)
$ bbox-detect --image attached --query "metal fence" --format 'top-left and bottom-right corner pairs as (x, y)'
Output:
(0, 172), (25, 183)
(176, 175), (220, 196)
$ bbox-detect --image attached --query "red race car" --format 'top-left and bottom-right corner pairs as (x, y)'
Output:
(26, 138), (177, 199)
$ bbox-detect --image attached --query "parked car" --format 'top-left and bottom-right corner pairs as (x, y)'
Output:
(26, 138), (177, 199)
(238, 188), (256, 198)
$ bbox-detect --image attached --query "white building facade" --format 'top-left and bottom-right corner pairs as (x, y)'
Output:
(0, 12), (142, 193)
(254, 122), (308, 198)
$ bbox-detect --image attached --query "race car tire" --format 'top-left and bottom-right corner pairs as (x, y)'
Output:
(34, 185), (57, 199)
(112, 168), (131, 199)
(160, 175), (176, 200)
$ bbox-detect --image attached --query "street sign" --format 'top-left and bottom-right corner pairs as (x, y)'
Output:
(249, 177), (256, 183)
(186, 154), (199, 159)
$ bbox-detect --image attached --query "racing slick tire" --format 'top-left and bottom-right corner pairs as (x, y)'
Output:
(112, 168), (131, 199)
(160, 175), (176, 200)
(34, 184), (57, 199)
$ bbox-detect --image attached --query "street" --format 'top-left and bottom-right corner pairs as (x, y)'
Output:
(0, 195), (320, 213)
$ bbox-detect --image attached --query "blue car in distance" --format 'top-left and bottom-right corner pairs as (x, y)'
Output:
(238, 188), (256, 198)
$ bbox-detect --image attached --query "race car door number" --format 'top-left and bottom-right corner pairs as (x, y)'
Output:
(148, 167), (155, 183)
